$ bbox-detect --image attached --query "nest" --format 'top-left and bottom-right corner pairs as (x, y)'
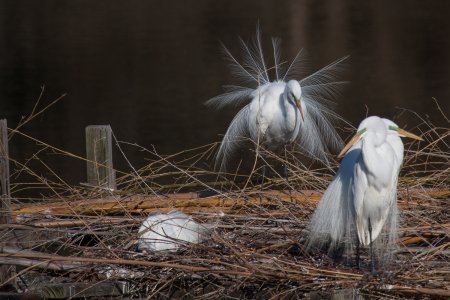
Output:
(1, 108), (449, 299)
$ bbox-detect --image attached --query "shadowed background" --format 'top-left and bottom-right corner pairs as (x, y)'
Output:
(0, 0), (449, 185)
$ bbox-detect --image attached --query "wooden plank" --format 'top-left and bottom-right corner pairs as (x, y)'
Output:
(0, 119), (16, 290)
(85, 125), (116, 190)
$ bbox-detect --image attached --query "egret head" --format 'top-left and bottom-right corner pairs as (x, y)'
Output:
(338, 116), (423, 159)
(382, 118), (423, 140)
(286, 80), (304, 121)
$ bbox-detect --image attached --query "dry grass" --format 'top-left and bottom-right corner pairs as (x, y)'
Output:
(0, 101), (449, 299)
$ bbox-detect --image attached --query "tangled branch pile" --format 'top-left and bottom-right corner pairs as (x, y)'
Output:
(1, 111), (449, 299)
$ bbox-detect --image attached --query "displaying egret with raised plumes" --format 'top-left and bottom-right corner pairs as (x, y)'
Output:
(307, 116), (423, 273)
(207, 28), (348, 173)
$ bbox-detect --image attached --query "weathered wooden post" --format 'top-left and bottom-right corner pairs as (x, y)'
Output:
(85, 125), (116, 191)
(0, 119), (16, 289)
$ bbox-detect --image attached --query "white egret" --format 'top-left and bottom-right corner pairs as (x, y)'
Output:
(207, 28), (348, 173)
(137, 211), (210, 252)
(307, 116), (422, 273)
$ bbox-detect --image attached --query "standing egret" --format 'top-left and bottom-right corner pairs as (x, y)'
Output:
(307, 116), (422, 273)
(207, 28), (348, 174)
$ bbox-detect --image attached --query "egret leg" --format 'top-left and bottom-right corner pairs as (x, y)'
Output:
(282, 147), (291, 188)
(260, 164), (266, 188)
(283, 164), (289, 184)
(368, 218), (376, 275)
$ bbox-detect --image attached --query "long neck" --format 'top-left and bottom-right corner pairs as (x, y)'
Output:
(283, 91), (305, 122)
(282, 92), (294, 108)
(361, 132), (393, 187)
(386, 135), (404, 170)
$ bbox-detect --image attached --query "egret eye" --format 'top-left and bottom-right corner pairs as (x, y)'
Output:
(357, 128), (367, 135)
(388, 125), (399, 131)
(290, 92), (297, 101)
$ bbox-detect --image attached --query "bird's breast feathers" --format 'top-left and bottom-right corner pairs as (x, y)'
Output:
(364, 143), (397, 189)
(250, 88), (299, 141)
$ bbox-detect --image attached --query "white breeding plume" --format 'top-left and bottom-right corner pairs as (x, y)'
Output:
(307, 116), (422, 273)
(137, 211), (210, 252)
(207, 28), (349, 171)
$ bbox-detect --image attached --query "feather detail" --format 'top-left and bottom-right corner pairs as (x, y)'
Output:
(307, 142), (362, 253)
(205, 85), (254, 109)
(215, 105), (251, 171)
(137, 211), (210, 252)
(271, 37), (282, 81)
(207, 28), (349, 170)
(295, 95), (346, 164)
(281, 48), (307, 81)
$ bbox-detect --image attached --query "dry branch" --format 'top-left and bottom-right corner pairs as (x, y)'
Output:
(12, 189), (449, 218)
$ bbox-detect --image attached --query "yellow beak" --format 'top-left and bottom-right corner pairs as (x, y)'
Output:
(398, 128), (423, 141)
(296, 98), (304, 121)
(337, 133), (361, 159)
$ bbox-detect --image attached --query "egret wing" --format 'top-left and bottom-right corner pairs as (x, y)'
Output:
(299, 56), (349, 101)
(355, 142), (400, 246)
(291, 57), (349, 163)
(215, 105), (251, 171)
(295, 96), (345, 164)
(307, 144), (362, 255)
(372, 171), (400, 264)
(281, 48), (307, 81)
(352, 156), (371, 246)
(372, 158), (400, 244)
(307, 174), (347, 251)
(205, 85), (254, 109)
(205, 28), (271, 109)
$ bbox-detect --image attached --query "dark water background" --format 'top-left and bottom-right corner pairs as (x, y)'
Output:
(0, 1), (449, 186)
